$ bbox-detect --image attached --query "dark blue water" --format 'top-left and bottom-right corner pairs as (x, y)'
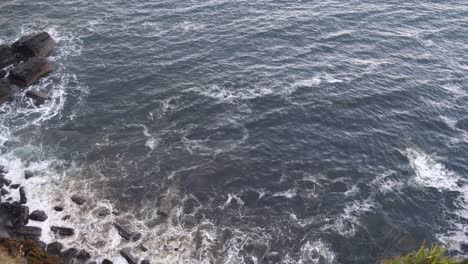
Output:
(1, 0), (468, 263)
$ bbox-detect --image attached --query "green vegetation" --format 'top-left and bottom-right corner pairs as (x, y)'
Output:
(383, 245), (468, 264)
(0, 237), (62, 264)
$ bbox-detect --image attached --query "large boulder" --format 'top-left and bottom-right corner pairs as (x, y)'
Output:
(0, 45), (18, 69)
(9, 57), (52, 87)
(46, 241), (63, 255)
(12, 32), (55, 59)
(0, 79), (12, 105)
(29, 210), (48, 222)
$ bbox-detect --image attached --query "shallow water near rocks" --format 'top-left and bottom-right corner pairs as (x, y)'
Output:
(1, 0), (468, 263)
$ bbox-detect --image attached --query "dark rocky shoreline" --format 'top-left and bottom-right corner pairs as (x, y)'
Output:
(0, 32), (153, 264)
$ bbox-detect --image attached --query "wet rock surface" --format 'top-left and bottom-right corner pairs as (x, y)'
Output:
(71, 194), (85, 205)
(30, 210), (48, 221)
(9, 57), (52, 86)
(51, 226), (75, 237)
(12, 32), (55, 59)
(120, 247), (138, 264)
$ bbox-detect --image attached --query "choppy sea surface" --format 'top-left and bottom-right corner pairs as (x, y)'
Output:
(0, 0), (468, 263)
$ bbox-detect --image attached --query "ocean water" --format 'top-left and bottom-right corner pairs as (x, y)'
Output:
(0, 0), (468, 263)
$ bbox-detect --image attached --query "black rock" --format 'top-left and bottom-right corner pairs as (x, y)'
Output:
(2, 202), (30, 227)
(0, 70), (6, 79)
(12, 32), (55, 59)
(53, 205), (63, 211)
(77, 249), (91, 261)
(51, 226), (75, 237)
(46, 241), (63, 255)
(0, 78), (12, 105)
(141, 260), (150, 264)
(0, 165), (6, 173)
(61, 248), (79, 264)
(0, 44), (18, 69)
(70, 194), (85, 205)
(30, 210), (48, 221)
(102, 259), (113, 264)
(1, 188), (9, 196)
(10, 184), (20, 189)
(1, 178), (12, 186)
(13, 226), (42, 239)
(120, 247), (138, 264)
(9, 57), (52, 87)
(19, 186), (27, 204)
(36, 241), (47, 250)
(24, 170), (34, 179)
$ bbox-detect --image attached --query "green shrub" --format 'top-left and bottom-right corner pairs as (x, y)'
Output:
(383, 245), (468, 264)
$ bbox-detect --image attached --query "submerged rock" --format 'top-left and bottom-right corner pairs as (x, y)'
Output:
(9, 57), (52, 87)
(0, 78), (12, 105)
(70, 194), (85, 205)
(30, 210), (48, 222)
(12, 32), (55, 59)
(120, 247), (138, 264)
(25, 90), (51, 106)
(24, 170), (34, 179)
(102, 259), (113, 264)
(141, 260), (150, 264)
(53, 205), (63, 211)
(113, 223), (141, 241)
(51, 226), (75, 237)
(46, 241), (63, 256)
(96, 207), (111, 217)
(0, 69), (6, 79)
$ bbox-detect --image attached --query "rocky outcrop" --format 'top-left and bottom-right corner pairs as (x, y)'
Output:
(0, 45), (18, 69)
(9, 57), (52, 87)
(12, 32), (55, 59)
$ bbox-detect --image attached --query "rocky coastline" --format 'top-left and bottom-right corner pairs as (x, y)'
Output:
(0, 32), (153, 264)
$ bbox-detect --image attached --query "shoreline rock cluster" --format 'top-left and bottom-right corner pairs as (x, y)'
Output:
(0, 164), (151, 264)
(0, 31), (54, 107)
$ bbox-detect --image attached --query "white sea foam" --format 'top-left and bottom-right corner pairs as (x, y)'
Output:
(404, 148), (468, 252)
(405, 148), (459, 190)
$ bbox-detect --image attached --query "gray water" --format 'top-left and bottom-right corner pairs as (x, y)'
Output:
(0, 0), (468, 263)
